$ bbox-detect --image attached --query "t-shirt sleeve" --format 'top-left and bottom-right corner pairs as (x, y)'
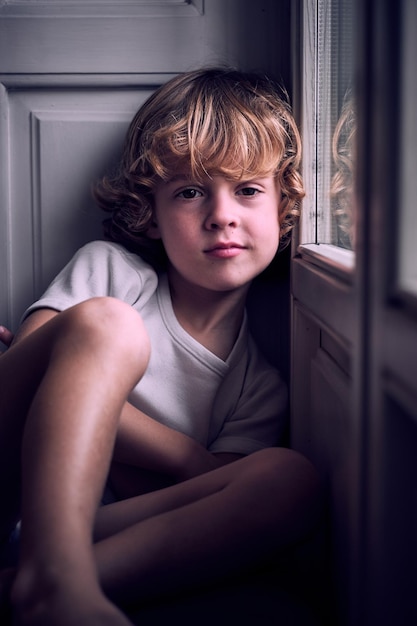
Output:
(22, 240), (158, 320)
(208, 338), (288, 455)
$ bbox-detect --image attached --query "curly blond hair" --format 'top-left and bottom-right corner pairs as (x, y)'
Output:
(93, 67), (305, 266)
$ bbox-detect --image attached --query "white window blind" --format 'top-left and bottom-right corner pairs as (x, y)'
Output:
(300, 0), (356, 262)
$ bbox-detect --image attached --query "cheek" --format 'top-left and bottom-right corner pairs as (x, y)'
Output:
(259, 217), (280, 260)
(258, 210), (280, 244)
(160, 219), (197, 257)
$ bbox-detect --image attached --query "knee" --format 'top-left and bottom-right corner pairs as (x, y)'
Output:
(256, 447), (321, 500)
(243, 447), (323, 532)
(57, 297), (151, 373)
(253, 446), (319, 481)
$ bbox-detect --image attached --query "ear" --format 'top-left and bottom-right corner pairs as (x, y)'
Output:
(146, 219), (161, 240)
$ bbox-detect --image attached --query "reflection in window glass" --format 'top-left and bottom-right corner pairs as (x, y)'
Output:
(301, 0), (356, 251)
(330, 89), (356, 249)
(399, 0), (417, 296)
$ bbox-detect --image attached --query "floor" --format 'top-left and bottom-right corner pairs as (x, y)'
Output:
(127, 548), (335, 626)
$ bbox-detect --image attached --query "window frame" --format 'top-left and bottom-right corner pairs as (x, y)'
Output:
(296, 0), (355, 279)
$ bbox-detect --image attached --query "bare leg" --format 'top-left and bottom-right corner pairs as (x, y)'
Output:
(94, 447), (321, 607)
(0, 297), (150, 625)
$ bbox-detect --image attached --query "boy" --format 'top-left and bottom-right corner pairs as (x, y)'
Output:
(0, 68), (319, 625)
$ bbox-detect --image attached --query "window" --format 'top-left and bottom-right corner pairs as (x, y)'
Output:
(299, 0), (356, 270)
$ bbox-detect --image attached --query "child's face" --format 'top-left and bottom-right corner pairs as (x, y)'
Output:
(150, 173), (281, 295)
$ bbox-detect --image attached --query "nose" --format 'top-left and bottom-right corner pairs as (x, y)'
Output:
(204, 192), (239, 231)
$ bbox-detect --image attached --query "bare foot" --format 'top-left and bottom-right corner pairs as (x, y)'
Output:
(11, 568), (133, 626)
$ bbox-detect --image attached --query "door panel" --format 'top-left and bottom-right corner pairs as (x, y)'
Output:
(0, 0), (285, 75)
(291, 300), (360, 623)
(1, 1), (206, 73)
(5, 81), (161, 324)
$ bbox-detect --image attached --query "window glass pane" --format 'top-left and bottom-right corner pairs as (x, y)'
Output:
(301, 0), (356, 252)
(398, 0), (417, 296)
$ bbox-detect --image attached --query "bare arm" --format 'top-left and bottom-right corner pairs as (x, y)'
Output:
(113, 402), (243, 481)
(109, 410), (244, 499)
(0, 309), (59, 351)
(11, 308), (59, 345)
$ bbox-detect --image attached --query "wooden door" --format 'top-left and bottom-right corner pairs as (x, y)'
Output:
(292, 1), (417, 624)
(362, 1), (417, 623)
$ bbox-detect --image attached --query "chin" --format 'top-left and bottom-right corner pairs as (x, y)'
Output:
(205, 277), (253, 293)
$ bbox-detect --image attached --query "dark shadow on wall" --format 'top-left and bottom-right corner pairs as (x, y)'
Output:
(246, 244), (291, 386)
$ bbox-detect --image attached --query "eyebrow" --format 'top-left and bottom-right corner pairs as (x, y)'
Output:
(165, 174), (194, 185)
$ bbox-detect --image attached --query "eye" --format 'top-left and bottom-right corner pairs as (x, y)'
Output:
(176, 188), (203, 199)
(238, 186), (261, 196)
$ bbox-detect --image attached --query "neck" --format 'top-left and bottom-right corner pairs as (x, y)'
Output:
(167, 267), (250, 360)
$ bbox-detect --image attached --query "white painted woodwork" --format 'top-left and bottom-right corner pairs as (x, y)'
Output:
(3, 81), (162, 324)
(0, 0), (291, 330)
(0, 0), (285, 76)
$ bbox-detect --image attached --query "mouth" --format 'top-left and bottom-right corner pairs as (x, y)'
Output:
(204, 242), (246, 259)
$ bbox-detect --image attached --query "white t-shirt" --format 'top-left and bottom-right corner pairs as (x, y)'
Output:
(23, 240), (288, 454)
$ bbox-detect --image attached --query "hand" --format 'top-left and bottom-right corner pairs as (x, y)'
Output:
(0, 325), (14, 352)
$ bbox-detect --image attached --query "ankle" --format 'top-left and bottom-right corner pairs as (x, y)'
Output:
(11, 561), (63, 611)
(10, 564), (133, 626)
(11, 558), (99, 611)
